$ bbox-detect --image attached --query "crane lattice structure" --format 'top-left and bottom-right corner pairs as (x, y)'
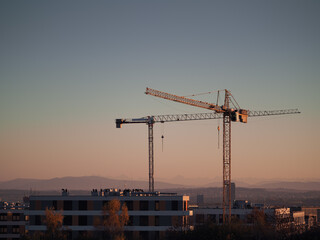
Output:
(116, 109), (300, 214)
(116, 112), (223, 193)
(143, 87), (300, 224)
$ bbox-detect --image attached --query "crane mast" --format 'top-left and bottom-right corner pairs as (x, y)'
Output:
(223, 90), (232, 223)
(148, 119), (154, 193)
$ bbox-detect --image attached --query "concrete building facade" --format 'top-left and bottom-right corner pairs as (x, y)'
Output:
(0, 202), (27, 240)
(27, 189), (192, 240)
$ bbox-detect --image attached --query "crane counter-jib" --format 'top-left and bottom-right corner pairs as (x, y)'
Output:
(115, 117), (150, 128)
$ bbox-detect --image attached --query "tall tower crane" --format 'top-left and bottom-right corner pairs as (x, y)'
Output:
(145, 87), (300, 223)
(116, 110), (299, 200)
(116, 112), (224, 192)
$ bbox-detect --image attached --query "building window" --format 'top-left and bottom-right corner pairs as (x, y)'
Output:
(171, 201), (179, 211)
(102, 201), (109, 210)
(159, 216), (171, 226)
(35, 200), (41, 210)
(63, 231), (72, 239)
(63, 215), (72, 226)
(79, 216), (87, 226)
(155, 201), (160, 211)
(79, 201), (87, 210)
(155, 231), (160, 240)
(52, 201), (57, 210)
(64, 201), (72, 210)
(155, 216), (159, 226)
(12, 225), (20, 233)
(124, 201), (133, 211)
(139, 216), (148, 226)
(127, 216), (133, 226)
(35, 215), (42, 225)
(208, 214), (216, 223)
(0, 214), (7, 221)
(139, 231), (149, 240)
(232, 214), (240, 221)
(12, 213), (20, 221)
(196, 214), (205, 224)
(79, 231), (87, 238)
(0, 226), (7, 233)
(140, 201), (149, 211)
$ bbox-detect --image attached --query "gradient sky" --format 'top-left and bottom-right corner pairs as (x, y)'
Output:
(1, 0), (319, 183)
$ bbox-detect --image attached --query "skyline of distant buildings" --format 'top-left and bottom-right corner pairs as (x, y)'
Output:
(0, 184), (319, 240)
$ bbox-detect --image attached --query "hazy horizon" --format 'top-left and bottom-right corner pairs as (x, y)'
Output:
(1, 174), (320, 185)
(1, 1), (319, 183)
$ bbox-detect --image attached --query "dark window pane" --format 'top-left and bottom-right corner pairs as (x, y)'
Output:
(155, 216), (159, 226)
(124, 201), (133, 211)
(35, 215), (42, 225)
(79, 201), (87, 210)
(139, 216), (148, 226)
(52, 201), (57, 210)
(64, 201), (72, 210)
(79, 216), (87, 226)
(171, 201), (178, 211)
(63, 215), (72, 226)
(140, 201), (148, 211)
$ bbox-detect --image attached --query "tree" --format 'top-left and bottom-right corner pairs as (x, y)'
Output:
(44, 207), (65, 240)
(101, 199), (129, 240)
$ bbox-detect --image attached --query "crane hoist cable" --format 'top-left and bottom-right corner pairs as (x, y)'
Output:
(183, 90), (219, 97)
(161, 122), (164, 152)
(217, 125), (220, 149)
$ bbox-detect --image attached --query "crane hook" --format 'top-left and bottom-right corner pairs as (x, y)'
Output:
(161, 135), (164, 152)
(161, 123), (165, 152)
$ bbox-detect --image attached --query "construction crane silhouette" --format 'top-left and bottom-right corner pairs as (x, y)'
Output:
(144, 87), (300, 224)
(116, 112), (224, 192)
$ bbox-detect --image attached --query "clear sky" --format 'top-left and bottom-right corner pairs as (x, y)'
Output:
(1, 0), (319, 183)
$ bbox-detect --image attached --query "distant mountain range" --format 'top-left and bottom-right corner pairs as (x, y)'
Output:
(0, 176), (319, 191)
(0, 176), (185, 191)
(250, 181), (320, 191)
(201, 180), (320, 191)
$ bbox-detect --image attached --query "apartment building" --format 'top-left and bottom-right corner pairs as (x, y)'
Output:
(0, 202), (27, 240)
(191, 206), (306, 233)
(27, 189), (192, 240)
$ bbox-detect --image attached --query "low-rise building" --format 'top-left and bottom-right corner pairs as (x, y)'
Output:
(191, 207), (293, 229)
(27, 189), (192, 240)
(0, 202), (28, 240)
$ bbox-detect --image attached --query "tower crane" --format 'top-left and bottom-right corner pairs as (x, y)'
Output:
(116, 112), (224, 192)
(145, 87), (300, 223)
(116, 110), (299, 196)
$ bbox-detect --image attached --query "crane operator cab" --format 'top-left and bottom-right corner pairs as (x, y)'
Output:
(231, 109), (248, 123)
